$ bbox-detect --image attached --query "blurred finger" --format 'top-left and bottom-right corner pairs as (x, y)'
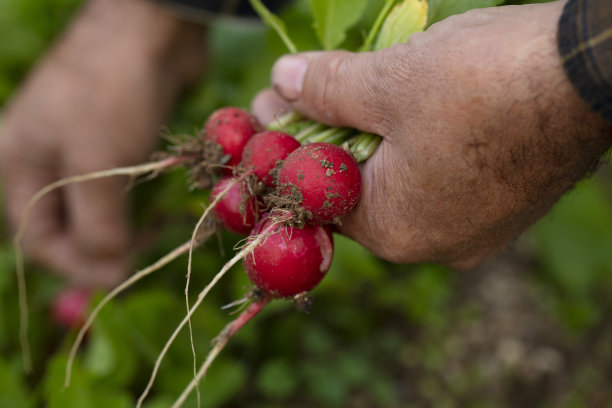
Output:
(1, 156), (63, 251)
(64, 171), (132, 285)
(1, 158), (128, 288)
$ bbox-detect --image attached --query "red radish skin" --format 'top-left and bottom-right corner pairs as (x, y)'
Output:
(278, 143), (361, 223)
(244, 216), (334, 298)
(241, 131), (301, 187)
(204, 107), (260, 169)
(51, 288), (91, 328)
(211, 177), (259, 235)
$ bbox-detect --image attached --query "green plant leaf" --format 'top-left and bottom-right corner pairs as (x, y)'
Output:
(428, 0), (504, 25)
(83, 297), (137, 386)
(374, 0), (428, 50)
(535, 180), (612, 295)
(256, 359), (298, 399)
(308, 0), (368, 50)
(44, 354), (131, 408)
(361, 0), (397, 51)
(0, 358), (29, 408)
(249, 0), (298, 53)
(44, 354), (93, 408)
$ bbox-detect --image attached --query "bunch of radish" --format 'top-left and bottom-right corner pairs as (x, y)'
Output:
(126, 105), (371, 407)
(200, 106), (362, 327)
(159, 105), (368, 407)
(206, 107), (361, 298)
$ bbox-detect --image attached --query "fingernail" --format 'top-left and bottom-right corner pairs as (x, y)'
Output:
(272, 55), (308, 101)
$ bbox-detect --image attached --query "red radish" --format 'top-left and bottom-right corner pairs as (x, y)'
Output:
(240, 131), (301, 187)
(278, 143), (361, 223)
(244, 215), (334, 298)
(204, 107), (260, 168)
(51, 288), (91, 328)
(211, 177), (259, 235)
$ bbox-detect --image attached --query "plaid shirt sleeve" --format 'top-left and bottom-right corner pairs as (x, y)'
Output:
(558, 0), (612, 122)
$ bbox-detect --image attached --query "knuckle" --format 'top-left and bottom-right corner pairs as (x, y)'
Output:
(306, 51), (396, 133)
(309, 51), (351, 124)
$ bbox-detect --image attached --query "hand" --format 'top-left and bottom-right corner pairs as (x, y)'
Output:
(253, 1), (612, 269)
(0, 0), (205, 288)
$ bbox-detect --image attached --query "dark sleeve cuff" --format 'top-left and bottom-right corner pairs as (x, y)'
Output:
(558, 0), (612, 123)
(156, 0), (289, 23)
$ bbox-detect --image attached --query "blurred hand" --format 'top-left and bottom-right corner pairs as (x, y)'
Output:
(253, 1), (612, 269)
(0, 0), (205, 288)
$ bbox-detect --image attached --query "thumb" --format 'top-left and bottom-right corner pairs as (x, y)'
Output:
(271, 50), (396, 135)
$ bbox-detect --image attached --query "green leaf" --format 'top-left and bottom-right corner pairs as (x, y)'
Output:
(249, 0), (298, 53)
(0, 358), (29, 408)
(83, 297), (137, 386)
(361, 0), (397, 51)
(162, 358), (248, 408)
(44, 353), (132, 408)
(374, 0), (428, 50)
(0, 247), (15, 294)
(256, 359), (298, 399)
(303, 360), (349, 406)
(44, 355), (94, 408)
(309, 0), (368, 50)
(427, 0), (504, 25)
(83, 330), (115, 377)
(535, 180), (612, 295)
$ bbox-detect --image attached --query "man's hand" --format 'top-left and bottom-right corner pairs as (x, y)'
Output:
(253, 1), (612, 269)
(0, 0), (205, 288)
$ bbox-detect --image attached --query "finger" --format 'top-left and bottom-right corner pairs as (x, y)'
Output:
(251, 88), (293, 126)
(335, 142), (398, 257)
(1, 159), (129, 288)
(65, 173), (132, 261)
(34, 233), (129, 289)
(49, 247), (130, 288)
(334, 139), (423, 265)
(0, 151), (63, 243)
(270, 50), (397, 135)
(63, 174), (132, 288)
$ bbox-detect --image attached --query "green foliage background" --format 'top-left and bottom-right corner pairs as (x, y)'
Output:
(1, 0), (612, 407)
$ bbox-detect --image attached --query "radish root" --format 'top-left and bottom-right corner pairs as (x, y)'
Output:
(136, 225), (276, 408)
(63, 237), (203, 389)
(171, 299), (269, 408)
(15, 245), (31, 372)
(184, 174), (252, 408)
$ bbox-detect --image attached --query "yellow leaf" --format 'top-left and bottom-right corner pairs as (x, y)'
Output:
(374, 0), (428, 50)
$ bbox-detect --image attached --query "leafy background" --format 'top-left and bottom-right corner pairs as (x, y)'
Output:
(1, 0), (612, 407)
